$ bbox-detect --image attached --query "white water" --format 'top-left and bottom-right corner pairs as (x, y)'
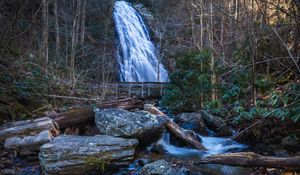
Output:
(157, 132), (247, 158)
(114, 1), (169, 82)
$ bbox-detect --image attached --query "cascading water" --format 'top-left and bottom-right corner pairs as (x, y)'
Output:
(157, 132), (247, 157)
(113, 1), (169, 82)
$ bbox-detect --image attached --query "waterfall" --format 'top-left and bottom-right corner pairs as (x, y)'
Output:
(113, 1), (169, 82)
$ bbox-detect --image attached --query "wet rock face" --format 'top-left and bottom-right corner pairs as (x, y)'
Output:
(39, 135), (138, 175)
(174, 113), (208, 135)
(95, 108), (167, 144)
(141, 160), (174, 175)
(199, 110), (232, 136)
(174, 111), (232, 137)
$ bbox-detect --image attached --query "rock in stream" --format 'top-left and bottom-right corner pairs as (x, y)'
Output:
(95, 108), (167, 145)
(39, 135), (138, 175)
(141, 160), (174, 175)
(174, 113), (208, 135)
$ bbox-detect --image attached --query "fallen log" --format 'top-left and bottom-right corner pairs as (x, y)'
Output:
(0, 117), (58, 154)
(144, 104), (207, 150)
(48, 98), (142, 128)
(4, 130), (53, 154)
(195, 152), (300, 170)
(0, 117), (58, 141)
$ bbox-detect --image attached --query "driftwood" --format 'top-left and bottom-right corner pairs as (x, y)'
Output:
(195, 152), (300, 170)
(0, 117), (58, 154)
(48, 98), (142, 128)
(0, 117), (58, 141)
(144, 104), (207, 150)
(4, 130), (53, 153)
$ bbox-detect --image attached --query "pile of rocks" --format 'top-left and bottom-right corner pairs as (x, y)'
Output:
(0, 108), (168, 174)
(0, 106), (232, 175)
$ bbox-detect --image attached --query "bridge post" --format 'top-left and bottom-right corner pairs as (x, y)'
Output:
(115, 82), (118, 101)
(147, 83), (150, 97)
(128, 82), (131, 97)
(141, 82), (144, 98)
(160, 83), (163, 96)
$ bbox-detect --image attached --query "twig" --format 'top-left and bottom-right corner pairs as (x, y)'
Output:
(232, 118), (265, 140)
(48, 95), (100, 101)
(272, 28), (300, 74)
(0, 152), (10, 158)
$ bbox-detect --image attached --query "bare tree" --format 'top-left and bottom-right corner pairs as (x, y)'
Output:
(80, 0), (86, 48)
(54, 0), (60, 57)
(41, 0), (49, 75)
(70, 0), (82, 82)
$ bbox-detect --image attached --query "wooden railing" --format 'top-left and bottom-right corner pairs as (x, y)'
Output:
(86, 82), (169, 99)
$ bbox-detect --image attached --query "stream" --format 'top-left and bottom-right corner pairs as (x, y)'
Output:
(115, 108), (252, 175)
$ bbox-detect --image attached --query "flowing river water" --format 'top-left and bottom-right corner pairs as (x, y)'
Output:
(115, 108), (252, 175)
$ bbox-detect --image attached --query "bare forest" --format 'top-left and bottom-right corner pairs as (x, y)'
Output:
(0, 0), (300, 174)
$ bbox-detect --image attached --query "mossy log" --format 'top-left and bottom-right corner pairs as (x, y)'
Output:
(144, 104), (207, 150)
(195, 152), (300, 170)
(48, 98), (142, 128)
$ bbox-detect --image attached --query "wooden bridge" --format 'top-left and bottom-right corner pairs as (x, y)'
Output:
(84, 82), (169, 100)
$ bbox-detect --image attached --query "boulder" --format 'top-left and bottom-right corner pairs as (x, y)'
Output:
(39, 135), (138, 175)
(174, 113), (208, 135)
(141, 160), (174, 175)
(95, 108), (167, 144)
(199, 110), (232, 136)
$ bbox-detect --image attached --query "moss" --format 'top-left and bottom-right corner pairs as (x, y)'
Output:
(85, 155), (111, 172)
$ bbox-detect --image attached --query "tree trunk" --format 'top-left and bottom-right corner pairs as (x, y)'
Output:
(70, 0), (81, 82)
(0, 117), (58, 140)
(143, 104), (207, 150)
(4, 130), (53, 154)
(41, 0), (49, 75)
(251, 0), (257, 106)
(210, 1), (217, 101)
(293, 0), (300, 56)
(54, 0), (60, 57)
(195, 152), (300, 170)
(48, 98), (142, 128)
(80, 0), (86, 48)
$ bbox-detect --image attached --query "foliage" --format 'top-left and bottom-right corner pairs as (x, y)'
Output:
(0, 56), (50, 121)
(162, 50), (213, 112)
(162, 47), (300, 124)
